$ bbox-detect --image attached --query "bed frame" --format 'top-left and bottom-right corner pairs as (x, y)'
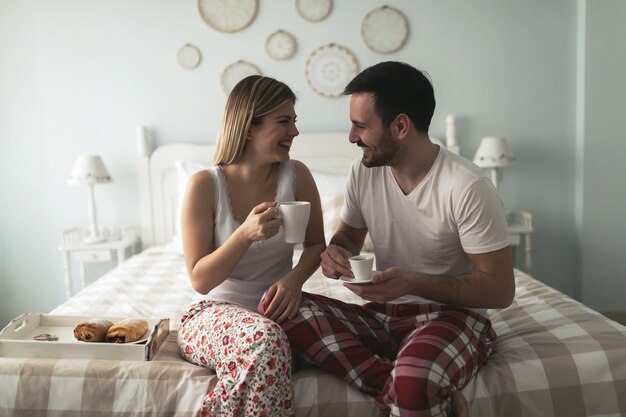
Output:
(136, 119), (458, 248)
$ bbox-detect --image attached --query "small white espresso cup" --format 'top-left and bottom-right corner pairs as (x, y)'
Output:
(349, 255), (374, 281)
(278, 201), (311, 243)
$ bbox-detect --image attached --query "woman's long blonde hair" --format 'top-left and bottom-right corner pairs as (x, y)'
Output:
(213, 75), (296, 165)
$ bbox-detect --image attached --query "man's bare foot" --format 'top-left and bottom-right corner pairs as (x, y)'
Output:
(451, 391), (469, 417)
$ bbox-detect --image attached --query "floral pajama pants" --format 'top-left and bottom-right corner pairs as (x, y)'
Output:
(281, 292), (496, 417)
(178, 300), (295, 417)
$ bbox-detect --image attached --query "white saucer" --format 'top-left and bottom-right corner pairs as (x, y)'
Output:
(339, 275), (373, 285)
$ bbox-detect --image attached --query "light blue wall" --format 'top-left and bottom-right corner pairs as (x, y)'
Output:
(580, 1), (626, 310)
(0, 0), (620, 327)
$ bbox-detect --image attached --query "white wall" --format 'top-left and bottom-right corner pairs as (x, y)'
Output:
(1, 0), (619, 326)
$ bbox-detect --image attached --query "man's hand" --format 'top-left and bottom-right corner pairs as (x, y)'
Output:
(320, 244), (353, 279)
(343, 267), (415, 303)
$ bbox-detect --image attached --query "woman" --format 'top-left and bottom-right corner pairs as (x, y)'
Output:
(177, 75), (325, 417)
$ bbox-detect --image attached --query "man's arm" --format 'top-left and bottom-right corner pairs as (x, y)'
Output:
(345, 246), (515, 309)
(320, 221), (368, 279)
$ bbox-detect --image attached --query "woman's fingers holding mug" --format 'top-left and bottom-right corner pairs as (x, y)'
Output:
(259, 205), (280, 223)
(251, 201), (277, 215)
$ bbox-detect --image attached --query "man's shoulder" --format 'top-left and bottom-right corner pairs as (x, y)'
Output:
(438, 147), (486, 185)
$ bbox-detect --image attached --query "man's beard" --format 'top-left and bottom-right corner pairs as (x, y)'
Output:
(358, 129), (399, 168)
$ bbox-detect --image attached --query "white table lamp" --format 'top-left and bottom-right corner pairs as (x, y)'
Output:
(473, 137), (515, 191)
(68, 155), (112, 244)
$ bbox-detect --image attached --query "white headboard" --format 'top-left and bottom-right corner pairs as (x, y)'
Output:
(137, 132), (361, 247)
(136, 116), (459, 248)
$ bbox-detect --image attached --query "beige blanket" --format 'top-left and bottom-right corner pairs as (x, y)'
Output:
(1, 246), (624, 417)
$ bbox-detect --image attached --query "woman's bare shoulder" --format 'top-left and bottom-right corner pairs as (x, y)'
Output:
(292, 159), (313, 176)
(187, 169), (215, 198)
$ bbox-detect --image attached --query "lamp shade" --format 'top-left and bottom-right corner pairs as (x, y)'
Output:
(67, 155), (112, 185)
(473, 137), (515, 168)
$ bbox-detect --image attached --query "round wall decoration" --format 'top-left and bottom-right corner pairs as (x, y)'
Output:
(361, 5), (409, 53)
(198, 0), (258, 33)
(295, 0), (332, 22)
(220, 60), (262, 95)
(266, 30), (297, 61)
(305, 43), (359, 98)
(177, 44), (202, 69)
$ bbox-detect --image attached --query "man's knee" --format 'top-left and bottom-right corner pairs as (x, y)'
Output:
(397, 375), (443, 404)
(388, 366), (453, 416)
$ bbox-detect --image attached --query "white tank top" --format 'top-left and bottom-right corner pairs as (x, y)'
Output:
(193, 161), (297, 311)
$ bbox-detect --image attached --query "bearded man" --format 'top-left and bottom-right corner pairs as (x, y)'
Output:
(282, 61), (515, 417)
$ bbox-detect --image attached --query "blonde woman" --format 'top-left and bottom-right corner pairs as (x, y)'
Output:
(178, 75), (325, 417)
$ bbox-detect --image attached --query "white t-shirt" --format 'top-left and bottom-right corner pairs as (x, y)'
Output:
(341, 146), (510, 305)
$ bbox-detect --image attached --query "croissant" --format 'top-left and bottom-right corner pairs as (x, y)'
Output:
(106, 319), (149, 343)
(73, 319), (114, 342)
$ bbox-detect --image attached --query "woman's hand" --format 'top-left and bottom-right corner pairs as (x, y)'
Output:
(258, 278), (303, 323)
(240, 201), (281, 242)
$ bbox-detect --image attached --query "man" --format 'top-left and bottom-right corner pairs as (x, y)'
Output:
(282, 61), (514, 417)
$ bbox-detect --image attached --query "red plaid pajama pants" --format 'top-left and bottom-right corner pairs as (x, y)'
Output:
(281, 292), (496, 417)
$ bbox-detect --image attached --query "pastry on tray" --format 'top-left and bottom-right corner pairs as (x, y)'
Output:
(106, 319), (149, 343)
(73, 319), (114, 342)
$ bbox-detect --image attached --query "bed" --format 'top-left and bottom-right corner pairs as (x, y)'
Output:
(1, 127), (625, 417)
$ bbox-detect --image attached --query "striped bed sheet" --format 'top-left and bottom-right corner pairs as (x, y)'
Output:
(1, 246), (625, 417)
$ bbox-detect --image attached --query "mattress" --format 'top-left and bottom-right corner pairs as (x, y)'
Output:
(1, 246), (625, 417)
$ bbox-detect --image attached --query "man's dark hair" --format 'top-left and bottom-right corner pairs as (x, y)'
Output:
(343, 61), (436, 133)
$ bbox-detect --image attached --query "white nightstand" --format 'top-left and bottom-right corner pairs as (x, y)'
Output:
(507, 211), (534, 272)
(59, 226), (140, 299)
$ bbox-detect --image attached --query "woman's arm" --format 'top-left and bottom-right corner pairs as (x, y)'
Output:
(291, 160), (326, 281)
(182, 170), (281, 295)
(261, 161), (326, 322)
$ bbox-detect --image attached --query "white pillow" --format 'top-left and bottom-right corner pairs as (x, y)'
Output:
(311, 171), (346, 243)
(317, 194), (375, 251)
(311, 170), (347, 196)
(311, 170), (373, 251)
(319, 194), (344, 244)
(172, 160), (211, 252)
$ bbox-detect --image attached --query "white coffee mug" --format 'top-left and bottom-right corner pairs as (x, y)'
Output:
(278, 201), (311, 243)
(349, 255), (374, 281)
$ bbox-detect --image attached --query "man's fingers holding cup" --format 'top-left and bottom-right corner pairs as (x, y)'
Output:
(321, 258), (352, 279)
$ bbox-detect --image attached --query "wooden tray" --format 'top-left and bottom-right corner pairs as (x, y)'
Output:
(0, 314), (169, 361)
